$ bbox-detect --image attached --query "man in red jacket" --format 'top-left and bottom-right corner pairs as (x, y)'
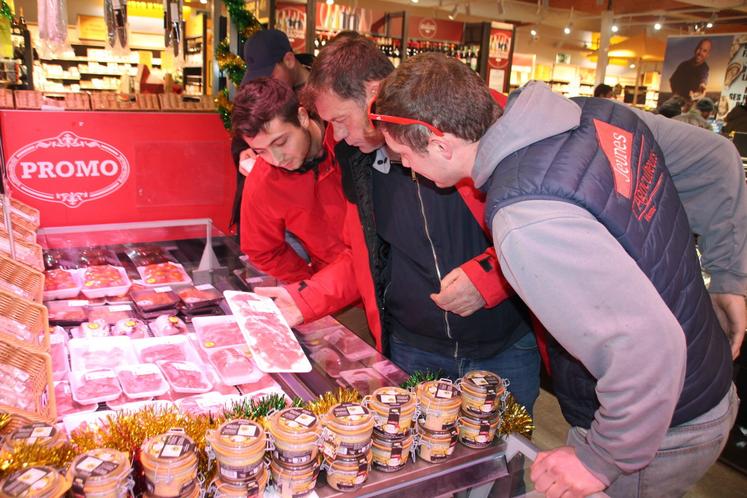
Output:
(232, 78), (346, 283)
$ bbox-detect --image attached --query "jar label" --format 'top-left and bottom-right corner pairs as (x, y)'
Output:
(145, 476), (196, 498)
(333, 403), (367, 418)
(2, 468), (53, 497)
(479, 421), (491, 436)
(221, 421), (259, 439)
(156, 434), (195, 458)
(434, 382), (454, 399)
(273, 449), (313, 465)
(71, 455), (120, 495)
(218, 461), (262, 482)
(281, 409), (317, 428)
(387, 406), (401, 426)
(377, 394), (410, 406)
(390, 441), (403, 459)
(11, 423), (55, 443)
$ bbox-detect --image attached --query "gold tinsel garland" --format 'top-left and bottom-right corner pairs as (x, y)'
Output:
(305, 387), (362, 417)
(499, 394), (534, 439)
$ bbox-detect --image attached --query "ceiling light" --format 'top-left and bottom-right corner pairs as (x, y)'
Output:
(325, 0), (334, 5)
(563, 24), (572, 35)
(629, 63), (636, 69)
(411, 0), (419, 3)
(654, 21), (662, 30)
(706, 20), (713, 28)
(530, 27), (538, 37)
(706, 12), (716, 29)
(611, 24), (619, 33)
(448, 5), (458, 20)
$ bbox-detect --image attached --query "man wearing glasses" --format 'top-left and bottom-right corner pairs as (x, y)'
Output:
(371, 52), (744, 498)
(256, 36), (542, 414)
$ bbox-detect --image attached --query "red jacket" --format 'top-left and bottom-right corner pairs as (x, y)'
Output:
(285, 175), (513, 352)
(240, 127), (346, 283)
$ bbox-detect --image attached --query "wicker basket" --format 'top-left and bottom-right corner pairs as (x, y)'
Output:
(159, 94), (215, 112)
(91, 92), (160, 111)
(63, 93), (91, 111)
(0, 255), (44, 303)
(0, 89), (13, 109)
(0, 335), (55, 424)
(0, 196), (40, 228)
(0, 231), (44, 271)
(12, 90), (43, 110)
(0, 289), (49, 351)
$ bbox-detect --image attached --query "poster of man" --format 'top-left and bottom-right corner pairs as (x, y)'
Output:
(660, 34), (733, 108)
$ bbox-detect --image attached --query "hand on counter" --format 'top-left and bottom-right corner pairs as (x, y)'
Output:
(430, 268), (486, 317)
(710, 292), (746, 359)
(531, 446), (606, 498)
(254, 286), (304, 327)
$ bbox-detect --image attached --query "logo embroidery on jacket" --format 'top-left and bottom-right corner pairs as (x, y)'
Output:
(632, 136), (662, 222)
(593, 119), (632, 199)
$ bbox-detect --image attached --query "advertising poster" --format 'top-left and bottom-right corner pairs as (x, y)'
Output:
(487, 23), (514, 93)
(718, 34), (747, 118)
(659, 34), (733, 115)
(276, 3), (306, 52)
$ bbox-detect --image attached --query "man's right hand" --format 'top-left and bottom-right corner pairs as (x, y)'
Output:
(254, 286), (304, 327)
(239, 148), (257, 176)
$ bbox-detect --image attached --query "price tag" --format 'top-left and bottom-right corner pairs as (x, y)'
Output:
(109, 305), (132, 312)
(196, 284), (215, 291)
(155, 286), (173, 293)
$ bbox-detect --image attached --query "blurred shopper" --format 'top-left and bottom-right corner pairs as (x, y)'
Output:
(593, 83), (614, 98)
(673, 97), (714, 129)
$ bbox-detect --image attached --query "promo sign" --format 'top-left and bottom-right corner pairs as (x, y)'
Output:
(276, 3), (306, 52)
(7, 131), (130, 209)
(487, 24), (515, 93)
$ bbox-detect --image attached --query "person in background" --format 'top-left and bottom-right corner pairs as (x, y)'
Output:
(230, 29), (312, 236)
(669, 38), (712, 99)
(372, 53), (744, 498)
(593, 83), (614, 98)
(723, 102), (747, 136)
(673, 97), (714, 129)
(656, 95), (687, 118)
(231, 78), (346, 283)
(257, 36), (541, 414)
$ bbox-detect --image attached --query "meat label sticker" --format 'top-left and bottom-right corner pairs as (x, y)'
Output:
(172, 362), (201, 373)
(85, 370), (116, 381)
(154, 286), (173, 293)
(108, 305), (132, 312)
(196, 284), (215, 291)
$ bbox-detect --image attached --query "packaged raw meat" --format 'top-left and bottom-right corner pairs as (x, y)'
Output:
(126, 246), (173, 267)
(78, 247), (120, 267)
(224, 291), (311, 373)
(0, 279), (34, 301)
(107, 397), (172, 412)
(43, 248), (78, 271)
(49, 328), (69, 381)
(0, 363), (35, 411)
(86, 304), (136, 324)
(131, 287), (179, 312)
(132, 336), (196, 364)
(69, 336), (137, 372)
(157, 360), (212, 394)
(71, 319), (111, 339)
(43, 268), (82, 300)
(338, 368), (389, 395)
(309, 347), (345, 378)
(175, 392), (241, 416)
(81, 265), (132, 299)
(117, 363), (169, 398)
(294, 316), (341, 335)
(192, 316), (244, 350)
(207, 346), (264, 386)
(138, 262), (192, 287)
(70, 369), (122, 404)
(151, 314), (187, 336)
(177, 284), (222, 310)
(111, 318), (149, 338)
(0, 316), (34, 342)
(46, 299), (88, 325)
(54, 381), (97, 419)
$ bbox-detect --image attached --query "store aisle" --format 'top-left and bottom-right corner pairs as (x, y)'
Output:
(531, 390), (747, 498)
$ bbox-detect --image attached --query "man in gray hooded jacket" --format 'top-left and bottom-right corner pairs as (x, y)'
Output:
(371, 52), (744, 498)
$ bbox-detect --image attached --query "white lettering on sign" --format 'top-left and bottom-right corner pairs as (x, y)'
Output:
(7, 131), (130, 208)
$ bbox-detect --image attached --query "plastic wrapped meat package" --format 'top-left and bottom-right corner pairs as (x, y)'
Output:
(297, 327), (344, 352)
(50, 327), (69, 381)
(70, 368), (122, 404)
(177, 284), (222, 310)
(309, 347), (347, 378)
(224, 291), (311, 373)
(86, 304), (136, 325)
(46, 300), (88, 325)
(107, 398), (173, 412)
(54, 381), (97, 419)
(371, 360), (409, 386)
(131, 287), (180, 312)
(132, 335), (198, 364)
(150, 314), (187, 336)
(111, 318), (149, 338)
(192, 315), (245, 350)
(77, 247), (120, 267)
(138, 262), (192, 287)
(71, 319), (111, 339)
(0, 363), (35, 411)
(207, 346), (264, 386)
(157, 360), (213, 394)
(116, 363), (169, 398)
(69, 336), (137, 372)
(43, 268), (82, 300)
(80, 265), (132, 299)
(337, 368), (389, 395)
(0, 316), (34, 343)
(294, 316), (341, 335)
(175, 392), (241, 416)
(126, 246), (173, 267)
(330, 332), (376, 362)
(0, 279), (34, 301)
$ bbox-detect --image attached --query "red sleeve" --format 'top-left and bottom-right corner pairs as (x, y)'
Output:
(240, 176), (313, 283)
(458, 247), (514, 308)
(283, 202), (361, 322)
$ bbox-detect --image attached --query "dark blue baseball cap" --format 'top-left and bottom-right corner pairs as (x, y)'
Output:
(241, 29), (293, 85)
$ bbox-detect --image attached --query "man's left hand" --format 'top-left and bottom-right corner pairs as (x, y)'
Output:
(430, 268), (486, 317)
(710, 293), (747, 359)
(531, 446), (606, 498)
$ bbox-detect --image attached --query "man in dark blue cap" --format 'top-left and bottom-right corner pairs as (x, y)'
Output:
(231, 29), (312, 235)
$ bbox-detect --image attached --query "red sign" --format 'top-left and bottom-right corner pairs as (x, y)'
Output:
(0, 111), (237, 233)
(418, 18), (438, 39)
(277, 3), (306, 52)
(488, 28), (513, 70)
(407, 17), (463, 42)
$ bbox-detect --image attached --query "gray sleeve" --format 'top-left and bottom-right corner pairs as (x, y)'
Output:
(629, 107), (747, 295)
(492, 200), (687, 485)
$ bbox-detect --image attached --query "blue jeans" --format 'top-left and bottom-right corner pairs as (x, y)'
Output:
(389, 332), (541, 415)
(568, 384), (739, 498)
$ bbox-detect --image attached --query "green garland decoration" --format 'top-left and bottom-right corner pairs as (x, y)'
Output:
(216, 38), (246, 87)
(221, 0), (261, 44)
(400, 369), (448, 390)
(224, 393), (304, 421)
(215, 87), (232, 130)
(0, 0), (13, 22)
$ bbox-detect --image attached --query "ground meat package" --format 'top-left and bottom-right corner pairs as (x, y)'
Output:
(43, 269), (82, 300)
(156, 360), (212, 393)
(70, 368), (122, 404)
(116, 363), (169, 398)
(224, 291), (311, 373)
(137, 262), (192, 287)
